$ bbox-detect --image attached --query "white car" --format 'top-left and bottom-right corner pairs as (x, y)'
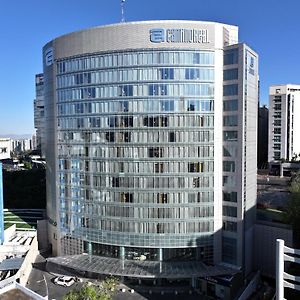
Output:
(54, 276), (76, 287)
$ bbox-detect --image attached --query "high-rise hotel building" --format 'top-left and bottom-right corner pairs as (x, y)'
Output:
(43, 21), (258, 280)
(268, 85), (300, 162)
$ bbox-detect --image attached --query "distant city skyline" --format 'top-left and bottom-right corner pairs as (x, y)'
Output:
(1, 0), (300, 134)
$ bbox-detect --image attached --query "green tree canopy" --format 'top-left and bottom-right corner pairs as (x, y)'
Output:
(63, 277), (118, 300)
(285, 172), (300, 247)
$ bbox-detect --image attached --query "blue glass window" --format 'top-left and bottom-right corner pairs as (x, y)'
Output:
(222, 237), (237, 264)
(223, 115), (238, 126)
(186, 100), (198, 111)
(193, 53), (200, 64)
(223, 191), (237, 202)
(223, 84), (238, 96)
(223, 205), (237, 217)
(80, 87), (95, 99)
(160, 100), (174, 111)
(223, 161), (235, 172)
(119, 85), (133, 96)
(119, 101), (129, 112)
(75, 73), (91, 84)
(185, 68), (200, 80)
(185, 100), (214, 112)
(223, 131), (238, 141)
(149, 84), (168, 96)
(223, 68), (238, 80)
(223, 221), (237, 232)
(223, 100), (238, 111)
(224, 49), (238, 65)
(159, 68), (174, 80)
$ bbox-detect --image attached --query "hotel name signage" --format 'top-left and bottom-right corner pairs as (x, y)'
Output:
(150, 28), (210, 44)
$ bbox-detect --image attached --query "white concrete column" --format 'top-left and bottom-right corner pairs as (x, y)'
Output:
(158, 248), (163, 261)
(120, 246), (125, 260)
(276, 239), (284, 300)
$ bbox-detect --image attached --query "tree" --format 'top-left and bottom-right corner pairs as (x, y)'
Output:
(63, 285), (102, 300)
(63, 277), (118, 300)
(284, 172), (300, 247)
(63, 289), (79, 300)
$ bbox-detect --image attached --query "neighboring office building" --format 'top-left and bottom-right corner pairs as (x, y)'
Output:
(268, 85), (300, 163)
(258, 105), (268, 168)
(34, 73), (45, 157)
(0, 138), (11, 160)
(31, 134), (37, 151)
(43, 20), (258, 290)
(10, 138), (33, 153)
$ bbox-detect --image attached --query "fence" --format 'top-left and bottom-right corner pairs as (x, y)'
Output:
(276, 239), (300, 299)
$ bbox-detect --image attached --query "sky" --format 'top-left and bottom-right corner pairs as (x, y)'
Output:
(0, 0), (300, 135)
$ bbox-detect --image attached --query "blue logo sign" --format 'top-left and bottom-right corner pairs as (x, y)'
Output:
(248, 55), (255, 75)
(150, 29), (165, 43)
(250, 57), (254, 68)
(45, 47), (54, 66)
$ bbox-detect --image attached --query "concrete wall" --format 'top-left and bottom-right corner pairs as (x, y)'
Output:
(16, 282), (47, 300)
(0, 280), (46, 300)
(16, 234), (39, 285)
(37, 220), (48, 250)
(254, 222), (293, 278)
(0, 275), (17, 292)
(4, 224), (16, 243)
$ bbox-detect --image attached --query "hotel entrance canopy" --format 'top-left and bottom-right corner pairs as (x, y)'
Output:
(47, 255), (237, 279)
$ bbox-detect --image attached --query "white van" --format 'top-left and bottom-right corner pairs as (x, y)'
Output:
(54, 276), (75, 287)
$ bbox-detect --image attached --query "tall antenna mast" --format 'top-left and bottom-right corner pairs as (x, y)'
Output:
(121, 0), (126, 23)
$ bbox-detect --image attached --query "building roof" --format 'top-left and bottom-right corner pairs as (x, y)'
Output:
(0, 288), (34, 300)
(47, 254), (237, 279)
(0, 257), (24, 271)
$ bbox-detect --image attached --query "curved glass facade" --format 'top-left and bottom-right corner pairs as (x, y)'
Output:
(56, 49), (215, 263)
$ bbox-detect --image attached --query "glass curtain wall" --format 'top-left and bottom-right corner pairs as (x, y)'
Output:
(56, 50), (215, 263)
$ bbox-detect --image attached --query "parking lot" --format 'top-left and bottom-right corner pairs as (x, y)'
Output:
(26, 254), (88, 300)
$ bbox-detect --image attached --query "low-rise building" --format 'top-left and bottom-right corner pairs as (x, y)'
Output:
(10, 138), (33, 153)
(0, 225), (45, 299)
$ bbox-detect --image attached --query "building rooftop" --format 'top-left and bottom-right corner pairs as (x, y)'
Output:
(0, 288), (34, 300)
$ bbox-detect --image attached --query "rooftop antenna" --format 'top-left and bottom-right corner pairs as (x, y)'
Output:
(121, 0), (125, 23)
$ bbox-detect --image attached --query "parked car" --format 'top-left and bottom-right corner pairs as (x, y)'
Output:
(54, 276), (76, 287)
